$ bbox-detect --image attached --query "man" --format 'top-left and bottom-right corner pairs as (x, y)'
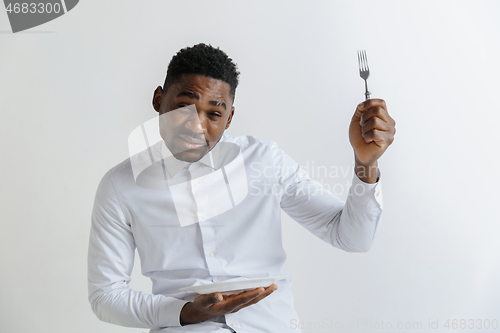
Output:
(88, 43), (396, 332)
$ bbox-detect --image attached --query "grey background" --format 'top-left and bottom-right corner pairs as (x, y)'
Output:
(1, 1), (499, 332)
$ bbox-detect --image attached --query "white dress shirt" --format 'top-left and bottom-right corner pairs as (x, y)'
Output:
(87, 132), (383, 333)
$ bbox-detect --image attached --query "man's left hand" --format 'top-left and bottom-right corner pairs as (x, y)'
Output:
(349, 98), (396, 167)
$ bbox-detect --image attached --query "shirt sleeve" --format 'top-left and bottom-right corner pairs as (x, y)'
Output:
(87, 170), (189, 328)
(270, 141), (383, 252)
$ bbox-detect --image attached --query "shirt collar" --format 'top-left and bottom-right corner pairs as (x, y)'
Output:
(162, 132), (227, 178)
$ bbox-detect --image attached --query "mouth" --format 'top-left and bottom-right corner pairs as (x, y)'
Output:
(177, 134), (206, 150)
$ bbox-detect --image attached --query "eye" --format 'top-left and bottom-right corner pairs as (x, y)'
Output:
(211, 113), (222, 118)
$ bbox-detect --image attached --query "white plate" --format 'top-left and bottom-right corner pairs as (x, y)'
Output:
(179, 276), (288, 296)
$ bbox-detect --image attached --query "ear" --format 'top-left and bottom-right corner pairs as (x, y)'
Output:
(225, 106), (235, 129)
(152, 86), (163, 112)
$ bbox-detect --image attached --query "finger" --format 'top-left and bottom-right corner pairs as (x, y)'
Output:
(362, 128), (394, 146)
(360, 106), (394, 126)
(352, 99), (388, 125)
(229, 284), (278, 313)
(351, 102), (369, 123)
(359, 98), (387, 112)
(223, 287), (265, 311)
(361, 116), (394, 136)
(198, 292), (223, 308)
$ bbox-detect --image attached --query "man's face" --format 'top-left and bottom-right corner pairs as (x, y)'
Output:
(153, 74), (235, 163)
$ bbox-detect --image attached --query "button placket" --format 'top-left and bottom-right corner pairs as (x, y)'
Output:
(188, 156), (240, 284)
(225, 312), (240, 331)
(198, 214), (219, 279)
(200, 219), (229, 282)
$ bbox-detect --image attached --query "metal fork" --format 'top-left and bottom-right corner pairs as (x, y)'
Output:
(357, 50), (371, 100)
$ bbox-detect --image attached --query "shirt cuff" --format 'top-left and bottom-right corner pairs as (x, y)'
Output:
(157, 296), (190, 328)
(349, 168), (383, 208)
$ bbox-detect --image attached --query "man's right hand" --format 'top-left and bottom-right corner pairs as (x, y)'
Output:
(180, 284), (278, 325)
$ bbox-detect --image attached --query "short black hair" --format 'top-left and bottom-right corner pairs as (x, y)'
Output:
(163, 43), (240, 100)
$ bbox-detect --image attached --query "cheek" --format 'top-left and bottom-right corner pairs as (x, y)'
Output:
(170, 118), (186, 129)
(204, 122), (225, 142)
(164, 112), (189, 129)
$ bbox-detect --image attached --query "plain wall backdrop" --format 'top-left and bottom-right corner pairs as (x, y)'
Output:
(1, 1), (499, 332)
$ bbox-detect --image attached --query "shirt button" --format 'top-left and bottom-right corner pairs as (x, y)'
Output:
(193, 181), (199, 188)
(217, 276), (222, 281)
(231, 322), (237, 327)
(209, 252), (215, 257)
(200, 214), (207, 221)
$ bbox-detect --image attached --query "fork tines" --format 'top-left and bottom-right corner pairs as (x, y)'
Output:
(357, 50), (371, 100)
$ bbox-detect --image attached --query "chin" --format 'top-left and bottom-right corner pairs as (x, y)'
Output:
(173, 150), (206, 163)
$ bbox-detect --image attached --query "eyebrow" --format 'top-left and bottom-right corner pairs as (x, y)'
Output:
(176, 91), (227, 109)
(176, 92), (199, 100)
(209, 100), (227, 109)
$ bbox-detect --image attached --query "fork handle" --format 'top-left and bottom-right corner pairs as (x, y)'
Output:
(364, 80), (371, 100)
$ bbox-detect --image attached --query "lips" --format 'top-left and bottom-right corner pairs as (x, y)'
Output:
(178, 134), (206, 150)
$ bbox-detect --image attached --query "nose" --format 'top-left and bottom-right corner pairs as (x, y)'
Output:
(184, 110), (206, 137)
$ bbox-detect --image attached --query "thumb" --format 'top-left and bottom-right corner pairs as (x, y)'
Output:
(351, 102), (367, 123)
(199, 292), (223, 308)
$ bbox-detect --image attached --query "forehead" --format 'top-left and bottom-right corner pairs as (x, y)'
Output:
(167, 74), (232, 100)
